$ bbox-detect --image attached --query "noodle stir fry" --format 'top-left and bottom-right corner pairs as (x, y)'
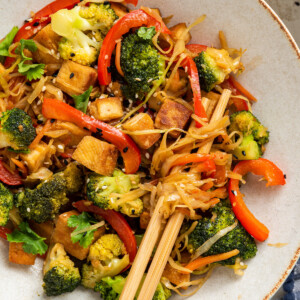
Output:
(0, 0), (285, 298)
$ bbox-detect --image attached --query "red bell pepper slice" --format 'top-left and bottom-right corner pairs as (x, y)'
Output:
(0, 160), (22, 186)
(182, 56), (207, 128)
(42, 98), (141, 174)
(186, 44), (208, 54)
(73, 200), (137, 264)
(98, 9), (171, 86)
(228, 158), (286, 242)
(0, 226), (12, 240)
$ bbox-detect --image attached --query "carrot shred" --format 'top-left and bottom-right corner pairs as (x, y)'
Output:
(182, 249), (240, 273)
(115, 40), (124, 77)
(11, 158), (27, 175)
(229, 76), (257, 102)
(201, 181), (214, 191)
(29, 119), (52, 150)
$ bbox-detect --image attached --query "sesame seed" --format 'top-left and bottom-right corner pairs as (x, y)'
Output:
(109, 82), (113, 88)
(123, 147), (128, 153)
(33, 21), (40, 27)
(147, 78), (153, 83)
(102, 185), (107, 189)
(87, 178), (90, 183)
(115, 90), (119, 95)
(27, 207), (31, 212)
(52, 78), (56, 83)
(185, 66), (188, 73)
(37, 100), (42, 106)
(242, 151), (246, 156)
(57, 145), (64, 150)
(107, 88), (112, 92)
(50, 119), (55, 123)
(145, 153), (150, 159)
(122, 168), (125, 172)
(240, 262), (245, 266)
(69, 72), (75, 79)
(105, 55), (108, 60)
(70, 52), (75, 57)
(25, 26), (31, 30)
(107, 66), (111, 73)
(44, 162), (50, 165)
(231, 190), (237, 196)
(135, 93), (138, 98)
(135, 78), (141, 81)
(42, 86), (46, 92)
(153, 92), (158, 97)
(284, 174), (287, 179)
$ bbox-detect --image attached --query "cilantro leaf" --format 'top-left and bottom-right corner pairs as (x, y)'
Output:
(15, 39), (38, 60)
(137, 26), (156, 40)
(67, 212), (98, 248)
(18, 60), (45, 81)
(6, 222), (48, 255)
(72, 86), (93, 113)
(0, 26), (18, 63)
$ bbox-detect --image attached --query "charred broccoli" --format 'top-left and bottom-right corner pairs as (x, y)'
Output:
(15, 163), (83, 223)
(187, 201), (257, 265)
(228, 111), (269, 160)
(0, 108), (36, 152)
(87, 169), (143, 217)
(81, 234), (130, 289)
(194, 47), (243, 92)
(0, 183), (14, 226)
(95, 274), (171, 300)
(51, 3), (118, 66)
(43, 243), (81, 296)
(121, 26), (165, 100)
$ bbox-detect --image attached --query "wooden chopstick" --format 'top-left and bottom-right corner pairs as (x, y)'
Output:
(137, 89), (232, 300)
(119, 98), (211, 300)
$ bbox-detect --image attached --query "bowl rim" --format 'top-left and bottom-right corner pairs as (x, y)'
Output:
(256, 3), (300, 299)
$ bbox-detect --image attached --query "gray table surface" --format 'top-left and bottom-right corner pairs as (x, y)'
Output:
(265, 1), (299, 299)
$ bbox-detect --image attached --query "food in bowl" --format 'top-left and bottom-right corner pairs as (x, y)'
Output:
(0, 0), (286, 299)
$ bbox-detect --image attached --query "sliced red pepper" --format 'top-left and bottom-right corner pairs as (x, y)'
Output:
(0, 226), (12, 240)
(42, 98), (141, 174)
(0, 160), (22, 186)
(98, 9), (171, 86)
(186, 44), (208, 54)
(228, 158), (286, 242)
(182, 56), (207, 128)
(195, 159), (216, 174)
(73, 200), (137, 264)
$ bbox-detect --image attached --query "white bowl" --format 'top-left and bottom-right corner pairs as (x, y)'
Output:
(0, 0), (299, 299)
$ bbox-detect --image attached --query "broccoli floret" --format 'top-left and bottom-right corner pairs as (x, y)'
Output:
(43, 243), (81, 296)
(187, 202), (257, 265)
(81, 234), (130, 289)
(153, 282), (172, 300)
(94, 275), (171, 300)
(15, 163), (83, 223)
(121, 27), (165, 100)
(51, 3), (118, 66)
(0, 183), (14, 226)
(87, 169), (143, 217)
(194, 51), (226, 92)
(0, 108), (36, 151)
(194, 47), (243, 92)
(228, 111), (269, 160)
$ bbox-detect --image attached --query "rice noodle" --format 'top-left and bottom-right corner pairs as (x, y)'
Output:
(27, 76), (47, 104)
(168, 256), (192, 274)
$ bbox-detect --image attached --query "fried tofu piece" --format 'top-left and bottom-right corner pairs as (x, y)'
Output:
(123, 113), (161, 149)
(55, 60), (97, 96)
(72, 136), (118, 176)
(162, 262), (190, 289)
(90, 97), (123, 121)
(9, 242), (36, 265)
(32, 24), (63, 74)
(21, 141), (56, 173)
(29, 221), (54, 245)
(140, 211), (151, 229)
(155, 99), (192, 138)
(52, 210), (105, 260)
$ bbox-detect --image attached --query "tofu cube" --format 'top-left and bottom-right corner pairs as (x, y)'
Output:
(72, 136), (118, 176)
(123, 113), (161, 149)
(56, 60), (97, 96)
(90, 97), (123, 121)
(52, 210), (104, 260)
(155, 99), (192, 138)
(32, 24), (62, 67)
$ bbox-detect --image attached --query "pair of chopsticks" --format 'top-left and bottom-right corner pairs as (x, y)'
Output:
(120, 89), (232, 300)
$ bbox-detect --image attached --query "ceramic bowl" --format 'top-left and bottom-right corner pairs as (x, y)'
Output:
(0, 0), (299, 299)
